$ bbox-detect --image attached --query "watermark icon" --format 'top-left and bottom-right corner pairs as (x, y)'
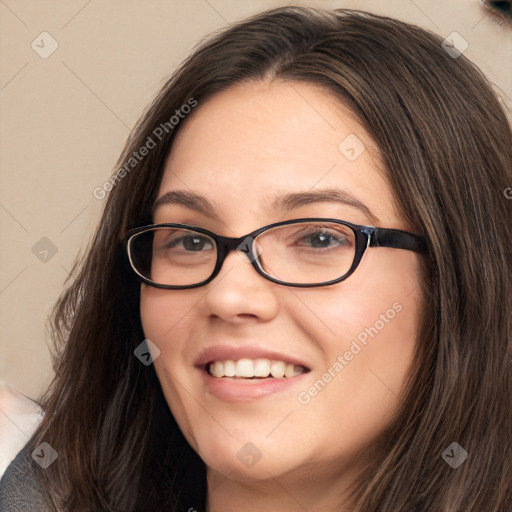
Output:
(236, 237), (264, 263)
(338, 133), (366, 162)
(237, 442), (263, 468)
(134, 339), (161, 366)
(31, 32), (59, 59)
(297, 301), (403, 405)
(93, 98), (198, 200)
(441, 32), (469, 59)
(31, 442), (58, 469)
(504, 187), (512, 199)
(441, 442), (468, 468)
(32, 237), (58, 263)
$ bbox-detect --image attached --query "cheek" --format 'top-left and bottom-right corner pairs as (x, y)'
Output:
(293, 255), (421, 446)
(139, 286), (203, 383)
(139, 286), (202, 446)
(139, 285), (198, 342)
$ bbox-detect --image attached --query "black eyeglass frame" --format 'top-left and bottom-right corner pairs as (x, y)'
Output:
(121, 217), (427, 289)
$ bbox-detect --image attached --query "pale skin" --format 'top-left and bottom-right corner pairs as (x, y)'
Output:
(140, 80), (423, 511)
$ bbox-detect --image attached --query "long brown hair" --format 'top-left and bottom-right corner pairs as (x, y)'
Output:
(28, 6), (512, 511)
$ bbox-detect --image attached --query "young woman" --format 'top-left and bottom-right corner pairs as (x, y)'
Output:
(1, 6), (511, 512)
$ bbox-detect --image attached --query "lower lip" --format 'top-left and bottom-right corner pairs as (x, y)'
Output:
(200, 368), (310, 401)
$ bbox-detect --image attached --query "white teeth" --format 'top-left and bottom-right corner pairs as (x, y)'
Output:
(254, 359), (270, 377)
(223, 360), (235, 377)
(211, 361), (223, 378)
(207, 358), (306, 379)
(235, 359), (254, 377)
(270, 361), (285, 379)
(284, 363), (295, 378)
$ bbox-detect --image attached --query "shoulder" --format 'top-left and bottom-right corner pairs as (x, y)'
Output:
(0, 445), (50, 512)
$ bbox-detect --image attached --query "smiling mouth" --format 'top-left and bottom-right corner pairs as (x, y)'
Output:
(205, 358), (310, 379)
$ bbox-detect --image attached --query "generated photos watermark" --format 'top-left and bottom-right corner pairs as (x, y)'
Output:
(134, 339), (161, 366)
(31, 442), (58, 469)
(441, 442), (468, 469)
(93, 97), (198, 200)
(31, 31), (59, 59)
(297, 301), (403, 405)
(441, 31), (469, 59)
(338, 133), (366, 161)
(237, 441), (263, 468)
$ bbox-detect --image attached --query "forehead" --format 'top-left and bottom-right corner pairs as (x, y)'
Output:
(156, 80), (402, 227)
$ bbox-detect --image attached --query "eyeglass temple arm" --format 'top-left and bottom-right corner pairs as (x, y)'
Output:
(370, 228), (428, 253)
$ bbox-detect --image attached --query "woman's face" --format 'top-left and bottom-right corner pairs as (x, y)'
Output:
(140, 80), (422, 487)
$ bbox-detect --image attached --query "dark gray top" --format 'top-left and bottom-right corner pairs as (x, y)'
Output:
(0, 446), (49, 511)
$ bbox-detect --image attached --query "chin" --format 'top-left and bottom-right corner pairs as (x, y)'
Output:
(201, 441), (300, 483)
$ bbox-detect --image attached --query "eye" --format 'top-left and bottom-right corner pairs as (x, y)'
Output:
(297, 231), (349, 249)
(166, 234), (214, 252)
(291, 226), (352, 251)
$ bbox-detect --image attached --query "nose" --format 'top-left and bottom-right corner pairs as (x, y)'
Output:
(203, 246), (280, 322)
(214, 239), (266, 286)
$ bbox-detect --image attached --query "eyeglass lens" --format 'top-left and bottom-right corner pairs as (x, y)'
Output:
(129, 221), (357, 286)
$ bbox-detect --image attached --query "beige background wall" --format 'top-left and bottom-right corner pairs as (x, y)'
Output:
(1, 0), (511, 401)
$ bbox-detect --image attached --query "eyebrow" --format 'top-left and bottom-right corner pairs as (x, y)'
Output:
(153, 188), (379, 225)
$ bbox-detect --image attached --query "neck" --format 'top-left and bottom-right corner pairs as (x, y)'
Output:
(205, 460), (360, 512)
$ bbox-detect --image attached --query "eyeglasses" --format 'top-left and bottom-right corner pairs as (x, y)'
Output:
(122, 218), (427, 289)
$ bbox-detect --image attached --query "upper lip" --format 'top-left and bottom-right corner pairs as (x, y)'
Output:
(194, 344), (311, 370)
